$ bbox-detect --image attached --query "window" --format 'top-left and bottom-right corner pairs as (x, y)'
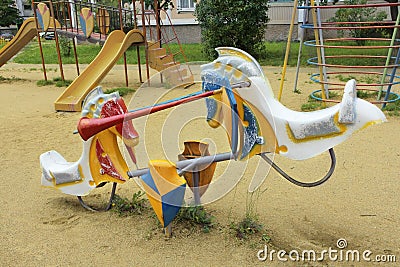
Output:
(177, 0), (196, 12)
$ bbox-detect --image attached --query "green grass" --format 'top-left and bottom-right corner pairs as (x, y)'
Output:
(230, 214), (270, 241)
(53, 77), (73, 87)
(10, 40), (395, 67)
(356, 90), (378, 99)
(175, 205), (215, 233)
(301, 101), (323, 111)
(111, 191), (149, 216)
(301, 87), (400, 115)
(36, 77), (72, 87)
(335, 74), (381, 84)
(104, 87), (136, 96)
(14, 41), (103, 64)
(36, 80), (54, 86)
(301, 91), (339, 111)
(12, 40), (207, 65)
(382, 93), (400, 116)
(0, 75), (26, 82)
(259, 42), (306, 66)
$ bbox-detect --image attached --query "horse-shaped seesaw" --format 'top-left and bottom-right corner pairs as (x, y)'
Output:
(40, 47), (386, 232)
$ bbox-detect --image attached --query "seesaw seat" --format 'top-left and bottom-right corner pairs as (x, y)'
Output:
(286, 80), (357, 140)
(40, 150), (82, 185)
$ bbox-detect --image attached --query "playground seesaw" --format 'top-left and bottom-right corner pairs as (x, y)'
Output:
(40, 47), (386, 231)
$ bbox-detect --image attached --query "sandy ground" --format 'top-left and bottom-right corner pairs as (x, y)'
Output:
(0, 62), (399, 266)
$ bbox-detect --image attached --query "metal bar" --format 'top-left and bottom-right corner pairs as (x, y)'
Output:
(294, 0), (309, 93)
(321, 21), (399, 25)
(298, 2), (400, 9)
(315, 0), (329, 98)
(128, 81), (250, 114)
(66, 1), (77, 69)
(72, 37), (80, 75)
(378, 8), (400, 99)
(32, 1), (47, 81)
(136, 46), (143, 83)
(74, 1), (79, 33)
(77, 182), (117, 211)
(306, 44), (400, 49)
(127, 152), (234, 178)
(118, 0), (129, 87)
(260, 149), (336, 187)
(302, 24), (400, 30)
(382, 46), (400, 108)
(192, 171), (201, 205)
(277, 0), (298, 102)
(133, 1), (143, 83)
(310, 0), (327, 102)
(49, 0), (65, 81)
(140, 0), (150, 83)
(307, 62), (400, 69)
(78, 89), (223, 141)
(154, 0), (161, 42)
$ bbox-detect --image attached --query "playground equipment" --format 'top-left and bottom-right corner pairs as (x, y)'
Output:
(0, 0), (193, 111)
(281, 1), (400, 108)
(0, 17), (60, 67)
(54, 0), (194, 111)
(40, 47), (386, 235)
(52, 0), (193, 111)
(53, 29), (145, 111)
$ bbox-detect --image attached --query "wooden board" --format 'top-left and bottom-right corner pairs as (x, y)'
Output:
(96, 8), (110, 35)
(36, 2), (50, 31)
(79, 8), (94, 38)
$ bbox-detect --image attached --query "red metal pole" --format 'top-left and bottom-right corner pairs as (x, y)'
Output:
(119, 0), (129, 87)
(49, 0), (65, 81)
(154, 0), (161, 42)
(78, 89), (218, 141)
(141, 0), (150, 82)
(133, 0), (143, 83)
(65, 1), (79, 75)
(32, 1), (47, 81)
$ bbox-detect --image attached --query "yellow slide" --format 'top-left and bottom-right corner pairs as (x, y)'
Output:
(0, 18), (37, 67)
(54, 30), (145, 112)
(0, 17), (60, 67)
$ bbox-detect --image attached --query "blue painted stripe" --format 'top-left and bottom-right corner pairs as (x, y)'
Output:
(141, 170), (160, 195)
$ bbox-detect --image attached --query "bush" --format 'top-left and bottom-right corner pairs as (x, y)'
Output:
(195, 0), (269, 60)
(59, 36), (72, 57)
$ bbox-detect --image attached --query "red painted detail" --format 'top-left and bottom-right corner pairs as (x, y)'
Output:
(100, 98), (139, 140)
(95, 139), (126, 181)
(125, 145), (137, 164)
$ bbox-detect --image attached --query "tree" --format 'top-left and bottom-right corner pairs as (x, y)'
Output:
(329, 0), (388, 45)
(0, 0), (19, 27)
(195, 0), (269, 60)
(144, 0), (174, 10)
